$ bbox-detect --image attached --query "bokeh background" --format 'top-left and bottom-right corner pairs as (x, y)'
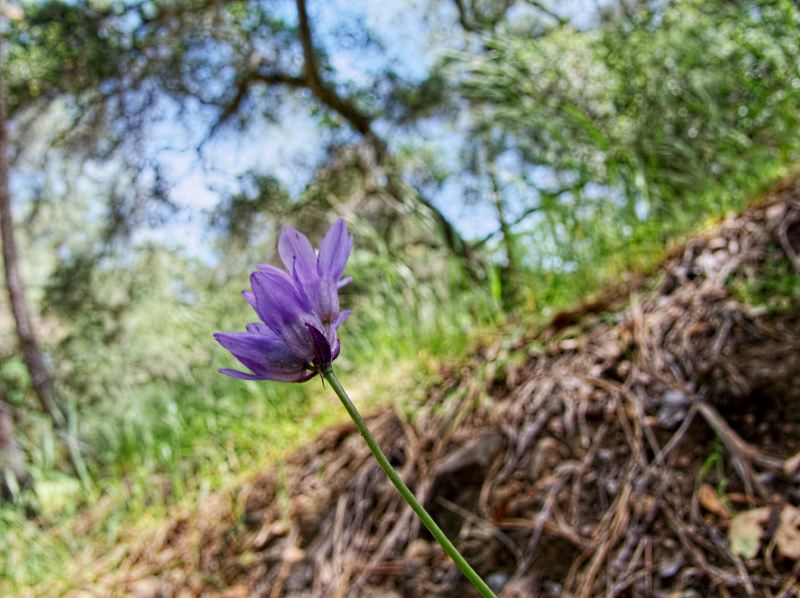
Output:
(1, 0), (799, 592)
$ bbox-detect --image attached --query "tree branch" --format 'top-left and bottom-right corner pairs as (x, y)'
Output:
(473, 184), (575, 249)
(294, 0), (375, 138)
(206, 70), (307, 139)
(523, 0), (567, 25)
(453, 0), (480, 32)
(0, 55), (64, 429)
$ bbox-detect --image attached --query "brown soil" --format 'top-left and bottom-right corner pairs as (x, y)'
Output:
(85, 179), (800, 597)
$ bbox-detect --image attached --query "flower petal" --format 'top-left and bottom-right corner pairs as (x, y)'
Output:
(213, 331), (311, 381)
(337, 276), (352, 289)
(255, 264), (297, 287)
(250, 270), (325, 360)
(214, 332), (291, 367)
(219, 367), (314, 382)
(278, 226), (318, 285)
(331, 334), (341, 361)
(290, 259), (315, 312)
(219, 368), (267, 380)
(305, 324), (332, 369)
(316, 276), (340, 322)
(333, 309), (351, 330)
(318, 219), (352, 279)
(242, 290), (257, 310)
(250, 269), (306, 329)
(245, 322), (271, 335)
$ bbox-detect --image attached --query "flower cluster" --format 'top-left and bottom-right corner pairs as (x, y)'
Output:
(214, 219), (353, 382)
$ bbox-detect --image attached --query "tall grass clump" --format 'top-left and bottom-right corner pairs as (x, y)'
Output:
(460, 0), (800, 311)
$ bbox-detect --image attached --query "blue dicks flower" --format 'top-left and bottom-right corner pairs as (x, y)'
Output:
(214, 219), (353, 382)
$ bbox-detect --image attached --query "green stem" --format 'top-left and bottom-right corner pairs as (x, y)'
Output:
(322, 367), (497, 598)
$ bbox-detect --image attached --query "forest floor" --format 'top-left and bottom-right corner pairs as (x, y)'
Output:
(72, 180), (799, 597)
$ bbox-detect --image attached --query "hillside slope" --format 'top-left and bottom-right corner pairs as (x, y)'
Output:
(76, 180), (799, 597)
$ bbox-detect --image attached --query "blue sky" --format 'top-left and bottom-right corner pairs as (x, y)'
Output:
(134, 0), (481, 259)
(17, 0), (605, 262)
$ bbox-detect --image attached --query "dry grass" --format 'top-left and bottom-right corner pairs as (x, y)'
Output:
(66, 179), (800, 597)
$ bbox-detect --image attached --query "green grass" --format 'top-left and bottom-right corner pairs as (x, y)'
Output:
(511, 156), (793, 316)
(727, 242), (800, 315)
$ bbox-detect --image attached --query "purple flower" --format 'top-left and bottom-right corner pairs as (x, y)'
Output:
(214, 219), (353, 382)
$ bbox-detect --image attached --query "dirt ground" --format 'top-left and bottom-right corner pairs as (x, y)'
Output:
(85, 179), (800, 597)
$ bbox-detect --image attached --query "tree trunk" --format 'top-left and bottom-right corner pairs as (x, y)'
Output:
(0, 397), (29, 498)
(488, 164), (519, 279)
(486, 151), (521, 305)
(0, 55), (65, 428)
